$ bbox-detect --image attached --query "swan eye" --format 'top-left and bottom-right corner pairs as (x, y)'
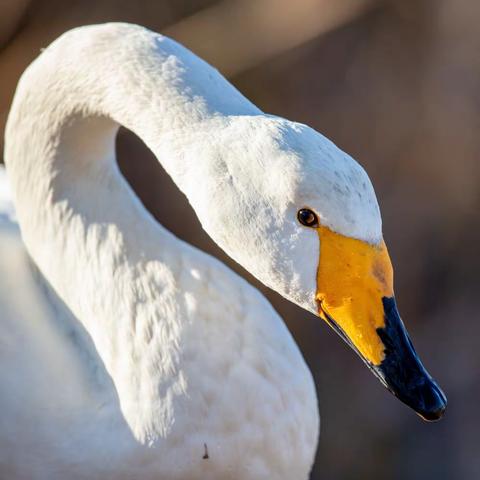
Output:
(297, 208), (319, 228)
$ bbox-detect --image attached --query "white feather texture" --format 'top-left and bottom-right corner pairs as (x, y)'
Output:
(1, 23), (383, 479)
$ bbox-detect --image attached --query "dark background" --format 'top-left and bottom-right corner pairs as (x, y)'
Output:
(1, 1), (478, 478)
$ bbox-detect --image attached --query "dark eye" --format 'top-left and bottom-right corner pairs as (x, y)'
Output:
(297, 208), (319, 228)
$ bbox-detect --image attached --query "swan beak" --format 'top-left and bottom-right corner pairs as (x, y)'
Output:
(315, 226), (447, 421)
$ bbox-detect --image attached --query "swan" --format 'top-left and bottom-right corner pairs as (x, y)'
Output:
(1, 23), (446, 480)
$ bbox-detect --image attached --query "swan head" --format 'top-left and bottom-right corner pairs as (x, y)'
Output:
(185, 115), (446, 421)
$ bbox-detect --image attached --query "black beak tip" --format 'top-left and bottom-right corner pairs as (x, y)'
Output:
(415, 381), (447, 422)
(377, 297), (447, 422)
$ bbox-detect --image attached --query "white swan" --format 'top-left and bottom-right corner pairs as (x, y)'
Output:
(1, 23), (446, 480)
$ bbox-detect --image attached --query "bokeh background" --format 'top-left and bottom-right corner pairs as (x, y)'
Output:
(1, 1), (478, 478)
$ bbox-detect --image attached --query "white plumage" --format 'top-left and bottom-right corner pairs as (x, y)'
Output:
(0, 23), (389, 479)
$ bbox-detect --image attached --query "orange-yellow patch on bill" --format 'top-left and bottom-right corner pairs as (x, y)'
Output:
(315, 225), (394, 365)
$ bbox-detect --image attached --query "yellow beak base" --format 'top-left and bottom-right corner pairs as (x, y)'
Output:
(315, 225), (393, 366)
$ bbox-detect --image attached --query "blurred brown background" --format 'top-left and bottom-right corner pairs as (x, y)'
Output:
(1, 1), (478, 479)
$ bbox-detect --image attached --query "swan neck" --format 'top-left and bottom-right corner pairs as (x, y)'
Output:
(3, 23), (259, 436)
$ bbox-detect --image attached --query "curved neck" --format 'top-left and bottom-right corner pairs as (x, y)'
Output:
(4, 23), (259, 438)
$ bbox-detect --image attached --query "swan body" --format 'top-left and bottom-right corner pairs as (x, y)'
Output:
(0, 164), (317, 479)
(1, 22), (446, 479)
